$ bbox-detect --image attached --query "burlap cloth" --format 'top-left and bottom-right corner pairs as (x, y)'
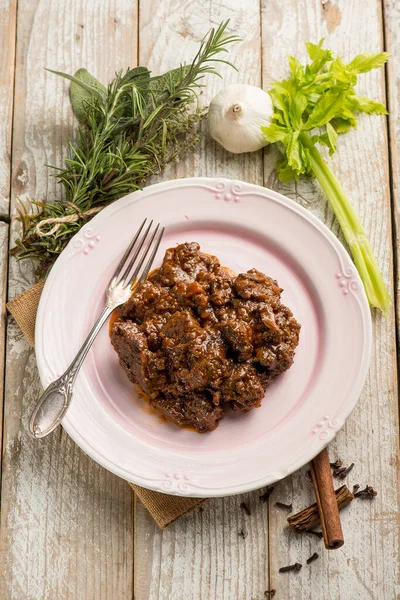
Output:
(7, 281), (204, 528)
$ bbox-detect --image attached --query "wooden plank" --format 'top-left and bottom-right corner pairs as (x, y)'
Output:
(135, 494), (270, 600)
(0, 0), (17, 218)
(383, 0), (400, 350)
(261, 1), (400, 598)
(0, 222), (9, 479)
(0, 0), (15, 468)
(134, 2), (268, 599)
(0, 1), (137, 598)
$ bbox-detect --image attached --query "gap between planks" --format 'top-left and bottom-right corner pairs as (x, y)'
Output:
(0, 0), (18, 501)
(381, 0), (400, 411)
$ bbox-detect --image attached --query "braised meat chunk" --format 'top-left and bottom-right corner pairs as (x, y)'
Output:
(110, 242), (300, 432)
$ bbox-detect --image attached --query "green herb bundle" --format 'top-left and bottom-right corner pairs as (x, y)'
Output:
(12, 21), (239, 275)
(262, 40), (390, 312)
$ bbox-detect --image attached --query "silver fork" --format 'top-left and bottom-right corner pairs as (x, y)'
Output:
(29, 218), (164, 439)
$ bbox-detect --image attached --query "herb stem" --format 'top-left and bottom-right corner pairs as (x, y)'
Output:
(299, 131), (391, 313)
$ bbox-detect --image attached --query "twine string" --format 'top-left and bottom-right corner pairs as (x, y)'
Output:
(34, 202), (104, 237)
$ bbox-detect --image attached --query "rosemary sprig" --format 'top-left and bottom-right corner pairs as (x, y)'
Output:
(12, 21), (239, 275)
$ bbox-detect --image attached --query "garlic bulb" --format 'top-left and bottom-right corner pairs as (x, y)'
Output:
(208, 84), (273, 154)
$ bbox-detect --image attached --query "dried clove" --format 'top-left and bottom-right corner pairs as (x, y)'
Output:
(240, 502), (251, 516)
(352, 484), (360, 494)
(306, 552), (319, 564)
(275, 501), (293, 512)
(338, 462), (355, 480)
(279, 562), (302, 573)
(333, 461), (355, 479)
(333, 465), (347, 477)
(264, 590), (276, 598)
(259, 486), (274, 503)
(354, 485), (377, 499)
(305, 529), (323, 539)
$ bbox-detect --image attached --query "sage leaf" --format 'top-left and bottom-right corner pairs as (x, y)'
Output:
(149, 65), (191, 97)
(69, 68), (107, 123)
(46, 68), (107, 123)
(121, 66), (150, 86)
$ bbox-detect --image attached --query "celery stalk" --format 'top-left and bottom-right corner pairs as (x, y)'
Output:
(299, 132), (390, 313)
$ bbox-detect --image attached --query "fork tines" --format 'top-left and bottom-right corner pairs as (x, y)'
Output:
(110, 218), (164, 289)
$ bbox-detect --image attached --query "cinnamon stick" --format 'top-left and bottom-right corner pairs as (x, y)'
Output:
(288, 447), (354, 548)
(309, 449), (345, 549)
(287, 484), (353, 534)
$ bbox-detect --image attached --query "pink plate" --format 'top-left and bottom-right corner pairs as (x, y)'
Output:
(35, 177), (372, 497)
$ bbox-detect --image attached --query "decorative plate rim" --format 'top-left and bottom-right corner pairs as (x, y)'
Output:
(35, 177), (372, 497)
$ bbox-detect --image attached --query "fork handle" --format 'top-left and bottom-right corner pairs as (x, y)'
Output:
(29, 304), (114, 439)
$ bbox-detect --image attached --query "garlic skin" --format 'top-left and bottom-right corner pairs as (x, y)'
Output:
(208, 84), (273, 154)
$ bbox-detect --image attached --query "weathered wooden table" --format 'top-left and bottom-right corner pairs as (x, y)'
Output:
(0, 1), (399, 598)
